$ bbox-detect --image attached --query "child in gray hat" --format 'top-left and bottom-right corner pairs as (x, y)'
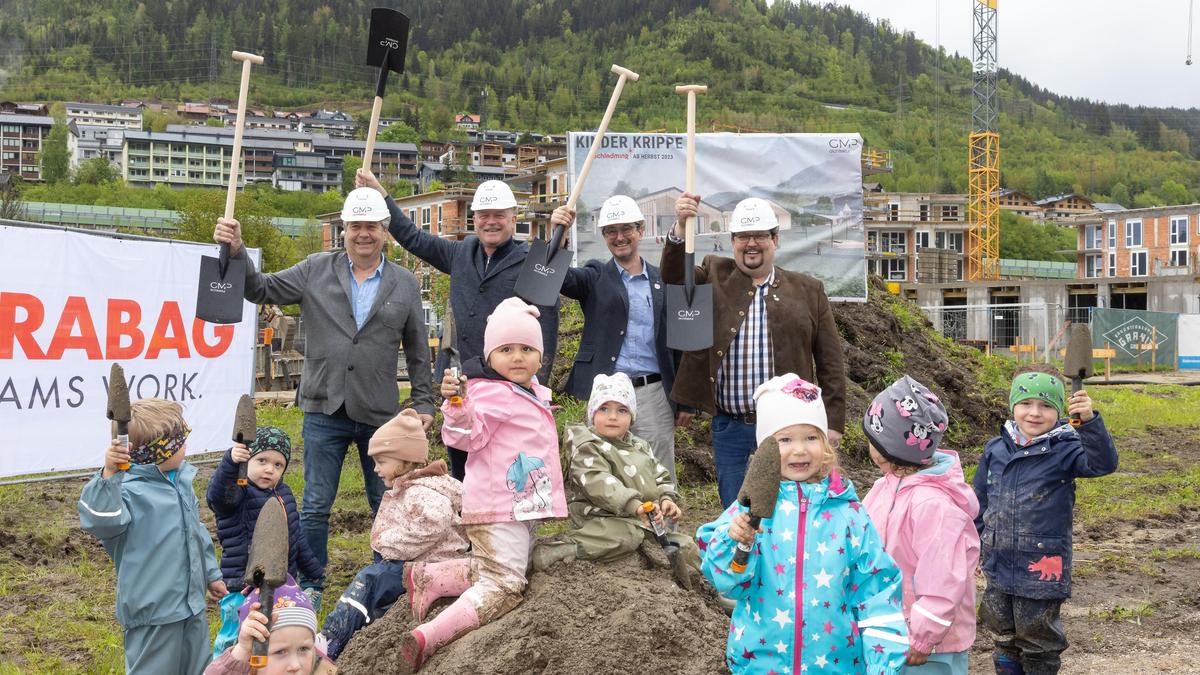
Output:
(862, 375), (981, 675)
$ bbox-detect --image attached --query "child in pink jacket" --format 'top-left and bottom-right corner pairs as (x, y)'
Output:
(397, 297), (568, 673)
(319, 408), (469, 660)
(862, 375), (980, 675)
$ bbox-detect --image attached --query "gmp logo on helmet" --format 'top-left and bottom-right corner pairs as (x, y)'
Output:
(606, 210), (625, 219)
(478, 195), (498, 204)
(351, 206), (373, 215)
(740, 216), (761, 224)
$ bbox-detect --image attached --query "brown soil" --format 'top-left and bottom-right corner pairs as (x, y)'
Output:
(336, 555), (732, 675)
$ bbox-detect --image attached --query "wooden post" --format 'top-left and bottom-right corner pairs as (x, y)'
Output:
(1151, 326), (1158, 372)
(1014, 335), (1022, 364)
(1105, 341), (1112, 382)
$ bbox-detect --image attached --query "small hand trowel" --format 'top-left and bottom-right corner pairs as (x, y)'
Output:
(244, 495), (290, 668)
(445, 346), (464, 406)
(1064, 323), (1095, 427)
(233, 394), (257, 487)
(730, 436), (782, 573)
(642, 502), (692, 590)
(106, 363), (131, 471)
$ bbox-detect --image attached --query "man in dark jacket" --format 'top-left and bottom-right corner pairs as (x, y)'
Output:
(551, 196), (686, 486)
(357, 169), (559, 480)
(213, 187), (436, 591)
(663, 193), (847, 507)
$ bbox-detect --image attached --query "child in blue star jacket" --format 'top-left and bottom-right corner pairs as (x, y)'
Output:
(699, 374), (909, 675)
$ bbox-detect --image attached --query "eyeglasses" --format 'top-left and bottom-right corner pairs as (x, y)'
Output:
(732, 232), (773, 244)
(601, 224), (639, 239)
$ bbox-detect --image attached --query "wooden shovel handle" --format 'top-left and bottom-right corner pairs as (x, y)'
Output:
(675, 85), (707, 255)
(224, 52), (263, 221)
(564, 64), (639, 211)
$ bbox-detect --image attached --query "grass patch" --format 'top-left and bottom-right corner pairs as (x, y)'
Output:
(1087, 386), (1200, 433)
(1089, 601), (1156, 624)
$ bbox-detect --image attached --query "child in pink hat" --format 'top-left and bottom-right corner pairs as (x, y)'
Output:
(397, 297), (567, 672)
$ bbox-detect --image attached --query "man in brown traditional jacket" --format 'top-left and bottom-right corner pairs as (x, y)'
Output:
(661, 193), (846, 507)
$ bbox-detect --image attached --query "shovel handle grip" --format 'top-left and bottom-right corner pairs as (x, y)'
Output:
(676, 85), (705, 255)
(1069, 375), (1084, 427)
(249, 640), (268, 668)
(237, 461), (249, 487)
(565, 64), (637, 211)
(115, 432), (130, 471)
(730, 512), (761, 574)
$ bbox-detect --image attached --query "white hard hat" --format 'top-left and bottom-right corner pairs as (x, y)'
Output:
(729, 197), (779, 233)
(340, 188), (389, 223)
(471, 180), (518, 211)
(597, 195), (644, 228)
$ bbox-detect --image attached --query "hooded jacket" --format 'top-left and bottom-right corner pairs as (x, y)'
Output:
(370, 459), (470, 561)
(440, 357), (568, 524)
(863, 450), (980, 655)
(78, 462), (221, 629)
(205, 451), (324, 590)
(973, 412), (1118, 599)
(697, 471), (908, 675)
(563, 423), (679, 520)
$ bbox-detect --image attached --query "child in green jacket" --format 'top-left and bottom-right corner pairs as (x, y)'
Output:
(532, 373), (699, 573)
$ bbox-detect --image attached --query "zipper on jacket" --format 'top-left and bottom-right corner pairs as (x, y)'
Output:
(794, 495), (808, 673)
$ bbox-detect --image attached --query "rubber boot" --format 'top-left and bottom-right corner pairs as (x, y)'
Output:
(994, 654), (1026, 675)
(406, 558), (472, 622)
(531, 539), (577, 572)
(398, 599), (481, 673)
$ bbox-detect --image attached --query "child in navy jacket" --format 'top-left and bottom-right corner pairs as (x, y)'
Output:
(973, 364), (1118, 675)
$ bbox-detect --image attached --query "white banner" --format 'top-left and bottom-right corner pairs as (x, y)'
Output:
(1179, 314), (1200, 369)
(0, 225), (259, 477)
(567, 132), (866, 301)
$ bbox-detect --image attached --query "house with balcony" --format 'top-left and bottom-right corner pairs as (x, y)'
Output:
(0, 114), (54, 182)
(272, 152), (342, 193)
(863, 192), (968, 283)
(65, 102), (143, 130)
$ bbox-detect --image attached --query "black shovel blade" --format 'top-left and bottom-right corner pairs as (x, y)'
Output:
(664, 282), (713, 351)
(196, 254), (247, 325)
(367, 8), (410, 72)
(515, 242), (572, 307)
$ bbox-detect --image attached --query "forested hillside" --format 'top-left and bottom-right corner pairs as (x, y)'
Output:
(3, 0), (1200, 205)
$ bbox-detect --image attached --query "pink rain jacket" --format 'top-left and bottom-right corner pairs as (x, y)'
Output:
(441, 378), (567, 524)
(863, 449), (980, 655)
(371, 460), (470, 562)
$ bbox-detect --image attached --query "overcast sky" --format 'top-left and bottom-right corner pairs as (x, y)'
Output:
(826, 1), (1200, 110)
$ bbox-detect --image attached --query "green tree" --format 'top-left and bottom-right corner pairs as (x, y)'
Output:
(74, 157), (120, 185)
(174, 190), (298, 272)
(205, 118), (226, 127)
(342, 156), (363, 195)
(0, 174), (25, 220)
(378, 121), (421, 144)
(1109, 182), (1131, 208)
(41, 121), (70, 184)
(1157, 179), (1191, 206)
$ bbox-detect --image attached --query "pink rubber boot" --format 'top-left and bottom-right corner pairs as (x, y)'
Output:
(405, 557), (472, 621)
(399, 599), (480, 673)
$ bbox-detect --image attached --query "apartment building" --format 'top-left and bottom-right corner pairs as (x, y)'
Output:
(272, 152), (342, 193)
(1073, 204), (1199, 281)
(0, 114), (54, 182)
(863, 192), (967, 283)
(67, 121), (128, 170)
(122, 130), (295, 188)
(65, 102), (143, 129)
(310, 136), (417, 187)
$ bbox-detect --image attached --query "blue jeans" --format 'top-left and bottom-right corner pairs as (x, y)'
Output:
(711, 412), (758, 508)
(300, 410), (385, 575)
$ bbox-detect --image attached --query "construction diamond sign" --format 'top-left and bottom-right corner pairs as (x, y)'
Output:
(1101, 315), (1170, 358)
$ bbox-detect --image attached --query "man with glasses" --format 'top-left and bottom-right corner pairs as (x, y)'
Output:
(661, 194), (846, 507)
(549, 196), (688, 486)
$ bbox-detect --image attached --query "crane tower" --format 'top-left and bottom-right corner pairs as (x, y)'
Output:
(967, 0), (1000, 280)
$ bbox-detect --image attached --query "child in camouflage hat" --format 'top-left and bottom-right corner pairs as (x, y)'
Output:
(207, 425), (325, 656)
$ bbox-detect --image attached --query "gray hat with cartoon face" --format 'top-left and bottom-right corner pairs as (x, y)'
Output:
(862, 375), (949, 465)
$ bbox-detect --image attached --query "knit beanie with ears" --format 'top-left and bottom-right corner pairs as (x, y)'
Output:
(483, 297), (544, 360)
(368, 409), (429, 463)
(588, 372), (638, 425)
(862, 375), (949, 466)
(753, 374), (828, 445)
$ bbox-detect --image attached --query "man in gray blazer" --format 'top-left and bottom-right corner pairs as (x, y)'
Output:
(213, 187), (435, 599)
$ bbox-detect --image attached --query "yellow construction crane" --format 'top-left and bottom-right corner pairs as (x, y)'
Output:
(967, 0), (1000, 280)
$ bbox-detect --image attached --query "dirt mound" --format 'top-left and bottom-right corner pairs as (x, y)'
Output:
(336, 555), (731, 675)
(834, 277), (1010, 462)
